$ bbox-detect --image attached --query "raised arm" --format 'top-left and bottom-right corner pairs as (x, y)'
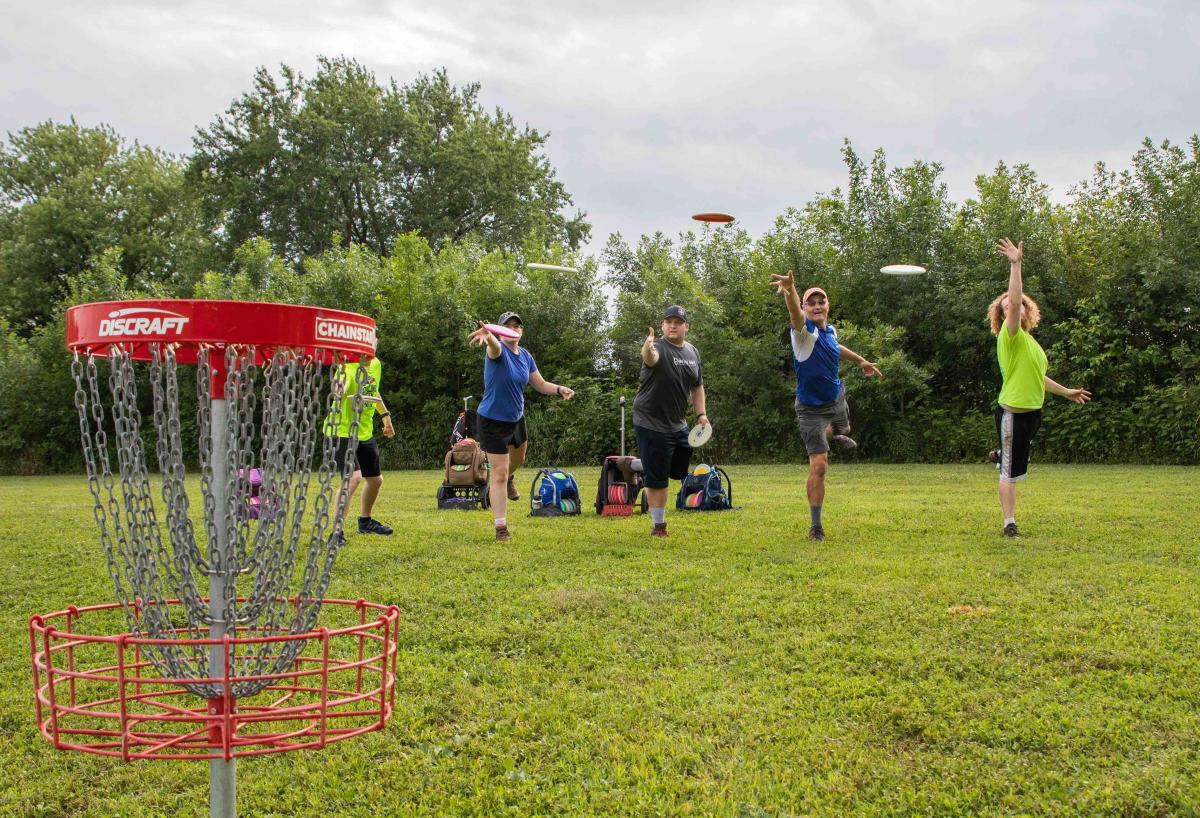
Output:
(641, 327), (660, 367)
(769, 270), (805, 330)
(997, 238), (1024, 337)
(468, 321), (503, 359)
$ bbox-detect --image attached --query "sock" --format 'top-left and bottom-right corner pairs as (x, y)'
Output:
(650, 507), (666, 525)
(495, 517), (507, 528)
(810, 505), (822, 528)
(1004, 517), (1015, 527)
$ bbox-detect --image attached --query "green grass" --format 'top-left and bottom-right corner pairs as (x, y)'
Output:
(2, 464), (1198, 817)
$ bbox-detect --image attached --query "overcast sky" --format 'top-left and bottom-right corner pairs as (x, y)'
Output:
(2, 0), (1197, 257)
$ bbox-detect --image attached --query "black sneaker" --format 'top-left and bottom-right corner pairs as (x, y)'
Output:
(358, 517), (393, 535)
(651, 523), (668, 538)
(1002, 522), (1019, 538)
(808, 525), (825, 541)
(831, 435), (857, 450)
(987, 449), (1001, 464)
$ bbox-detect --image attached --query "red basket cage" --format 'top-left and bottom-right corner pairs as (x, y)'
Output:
(30, 598), (399, 761)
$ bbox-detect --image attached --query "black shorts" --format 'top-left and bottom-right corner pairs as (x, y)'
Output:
(477, 414), (529, 455)
(995, 406), (1041, 483)
(634, 424), (693, 489)
(332, 437), (381, 478)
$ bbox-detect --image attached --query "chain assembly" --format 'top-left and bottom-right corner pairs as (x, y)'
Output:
(71, 342), (368, 698)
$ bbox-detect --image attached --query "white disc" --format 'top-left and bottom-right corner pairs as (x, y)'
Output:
(527, 262), (579, 273)
(880, 264), (927, 275)
(688, 424), (712, 448)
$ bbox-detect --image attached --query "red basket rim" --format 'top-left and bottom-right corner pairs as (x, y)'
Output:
(30, 597), (400, 760)
(65, 299), (376, 364)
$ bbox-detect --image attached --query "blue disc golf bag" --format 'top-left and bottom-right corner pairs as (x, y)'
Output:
(529, 467), (582, 516)
(675, 464), (733, 511)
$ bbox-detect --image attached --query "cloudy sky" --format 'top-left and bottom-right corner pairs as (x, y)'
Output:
(2, 0), (1197, 256)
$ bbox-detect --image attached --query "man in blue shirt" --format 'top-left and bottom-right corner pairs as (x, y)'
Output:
(770, 272), (881, 541)
(468, 311), (575, 541)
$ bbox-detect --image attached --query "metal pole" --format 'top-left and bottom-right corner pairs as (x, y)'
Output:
(208, 395), (236, 818)
(620, 396), (626, 457)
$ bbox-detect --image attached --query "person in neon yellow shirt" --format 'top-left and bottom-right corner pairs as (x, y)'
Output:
(324, 346), (395, 538)
(989, 238), (1092, 538)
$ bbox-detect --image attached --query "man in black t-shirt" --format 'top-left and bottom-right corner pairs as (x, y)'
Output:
(633, 305), (711, 538)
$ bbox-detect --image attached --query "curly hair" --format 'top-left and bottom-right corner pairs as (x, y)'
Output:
(988, 293), (1041, 335)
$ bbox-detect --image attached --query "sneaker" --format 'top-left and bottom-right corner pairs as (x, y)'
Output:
(808, 525), (825, 542)
(495, 525), (511, 542)
(987, 449), (1001, 464)
(506, 477), (520, 501)
(651, 523), (668, 538)
(1002, 522), (1020, 538)
(831, 434), (857, 450)
(358, 517), (393, 536)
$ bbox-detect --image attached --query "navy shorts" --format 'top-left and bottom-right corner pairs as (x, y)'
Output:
(332, 437), (381, 478)
(634, 424), (693, 489)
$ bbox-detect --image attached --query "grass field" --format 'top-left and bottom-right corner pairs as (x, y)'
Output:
(1, 464), (1198, 817)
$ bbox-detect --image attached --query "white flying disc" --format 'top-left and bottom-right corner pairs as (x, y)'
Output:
(483, 323), (521, 339)
(880, 264), (927, 276)
(527, 262), (579, 273)
(688, 423), (713, 448)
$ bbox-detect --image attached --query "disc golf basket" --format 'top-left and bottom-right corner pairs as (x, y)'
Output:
(29, 300), (401, 818)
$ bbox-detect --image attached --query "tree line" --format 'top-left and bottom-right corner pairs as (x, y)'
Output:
(1, 57), (1196, 472)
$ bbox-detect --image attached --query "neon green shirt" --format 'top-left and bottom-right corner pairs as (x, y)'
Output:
(325, 358), (383, 440)
(996, 326), (1047, 410)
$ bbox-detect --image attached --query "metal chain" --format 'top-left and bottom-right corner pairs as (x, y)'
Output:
(71, 342), (368, 698)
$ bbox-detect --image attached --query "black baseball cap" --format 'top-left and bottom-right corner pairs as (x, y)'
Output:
(662, 305), (688, 321)
(497, 311), (523, 326)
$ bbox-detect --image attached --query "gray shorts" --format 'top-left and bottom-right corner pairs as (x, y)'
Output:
(795, 391), (850, 455)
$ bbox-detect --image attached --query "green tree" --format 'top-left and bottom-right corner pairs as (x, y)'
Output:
(0, 119), (208, 331)
(190, 59), (589, 262)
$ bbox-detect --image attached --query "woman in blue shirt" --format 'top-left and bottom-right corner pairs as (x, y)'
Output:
(468, 311), (574, 541)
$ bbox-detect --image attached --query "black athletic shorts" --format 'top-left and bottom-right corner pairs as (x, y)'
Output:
(634, 424), (693, 489)
(332, 437), (381, 478)
(477, 414), (529, 455)
(995, 406), (1042, 483)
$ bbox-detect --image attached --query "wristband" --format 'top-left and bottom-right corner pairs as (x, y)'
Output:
(556, 386), (565, 397)
(380, 411), (391, 418)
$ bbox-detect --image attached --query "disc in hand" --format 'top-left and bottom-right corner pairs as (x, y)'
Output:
(688, 423), (713, 448)
(483, 323), (520, 339)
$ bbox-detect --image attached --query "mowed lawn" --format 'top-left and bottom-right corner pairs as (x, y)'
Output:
(1, 464), (1197, 817)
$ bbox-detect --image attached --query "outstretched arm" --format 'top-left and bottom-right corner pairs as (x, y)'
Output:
(468, 321), (503, 359)
(529, 370), (574, 399)
(1045, 376), (1092, 404)
(770, 270), (805, 330)
(641, 327), (660, 367)
(997, 238), (1024, 337)
(839, 344), (882, 378)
